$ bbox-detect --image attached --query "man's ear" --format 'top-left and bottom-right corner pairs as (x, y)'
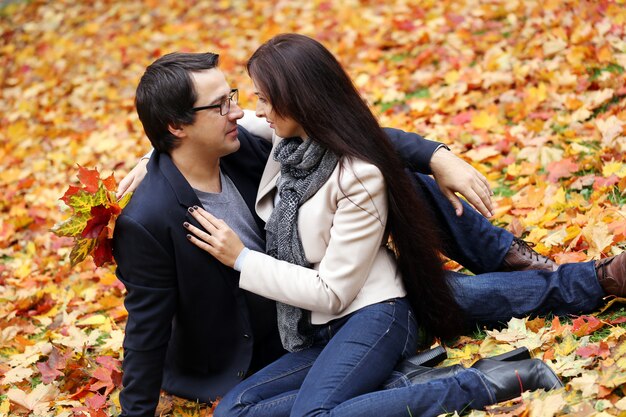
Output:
(168, 123), (186, 139)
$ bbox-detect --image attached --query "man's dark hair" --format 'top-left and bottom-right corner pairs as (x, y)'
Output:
(135, 52), (219, 153)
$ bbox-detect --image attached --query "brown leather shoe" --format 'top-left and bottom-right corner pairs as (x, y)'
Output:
(596, 252), (626, 296)
(499, 238), (558, 272)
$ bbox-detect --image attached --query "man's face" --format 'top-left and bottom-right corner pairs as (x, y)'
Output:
(177, 68), (243, 158)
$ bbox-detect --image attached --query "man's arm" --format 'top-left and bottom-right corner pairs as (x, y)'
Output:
(113, 215), (178, 417)
(383, 128), (493, 217)
(238, 109), (273, 141)
(117, 123), (493, 217)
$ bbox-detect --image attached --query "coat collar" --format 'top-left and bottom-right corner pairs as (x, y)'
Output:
(153, 151), (202, 209)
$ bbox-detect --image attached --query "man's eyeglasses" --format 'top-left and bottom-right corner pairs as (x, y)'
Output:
(192, 89), (238, 116)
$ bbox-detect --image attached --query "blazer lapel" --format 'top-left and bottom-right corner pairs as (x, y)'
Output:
(255, 136), (282, 221)
(156, 152), (202, 209)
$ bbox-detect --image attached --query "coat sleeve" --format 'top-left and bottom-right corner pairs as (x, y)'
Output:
(238, 161), (388, 315)
(383, 127), (443, 174)
(239, 109), (274, 142)
(113, 214), (178, 417)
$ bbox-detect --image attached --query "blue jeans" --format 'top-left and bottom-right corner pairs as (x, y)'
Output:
(215, 297), (497, 417)
(410, 174), (605, 324)
(451, 262), (604, 325)
(217, 174), (606, 417)
(214, 298), (419, 417)
(411, 173), (514, 274)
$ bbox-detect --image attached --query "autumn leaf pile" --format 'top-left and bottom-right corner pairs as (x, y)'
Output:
(0, 0), (625, 416)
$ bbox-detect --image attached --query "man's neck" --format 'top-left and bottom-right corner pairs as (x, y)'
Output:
(170, 148), (222, 193)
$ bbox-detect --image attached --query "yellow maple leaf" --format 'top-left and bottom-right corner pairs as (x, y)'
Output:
(444, 344), (479, 366)
(596, 115), (625, 146)
(582, 221), (615, 259)
(544, 228), (568, 248)
(76, 314), (107, 327)
(444, 70), (460, 84)
(525, 391), (568, 417)
(69, 238), (96, 267)
(526, 227), (549, 243)
(6, 383), (59, 415)
(569, 372), (599, 398)
(555, 333), (579, 357)
(528, 82), (548, 104)
(50, 213), (90, 237)
(603, 161), (626, 178)
(470, 111), (498, 130)
(464, 146), (500, 162)
(0, 399), (9, 414)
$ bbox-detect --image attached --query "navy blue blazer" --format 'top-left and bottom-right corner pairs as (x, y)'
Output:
(113, 126), (441, 416)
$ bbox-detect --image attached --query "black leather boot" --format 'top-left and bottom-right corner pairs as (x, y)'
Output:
(395, 345), (448, 372)
(472, 358), (564, 402)
(396, 346), (531, 380)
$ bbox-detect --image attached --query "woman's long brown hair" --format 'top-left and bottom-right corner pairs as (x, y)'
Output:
(247, 33), (463, 340)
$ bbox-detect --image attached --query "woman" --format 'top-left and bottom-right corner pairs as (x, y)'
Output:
(184, 34), (562, 416)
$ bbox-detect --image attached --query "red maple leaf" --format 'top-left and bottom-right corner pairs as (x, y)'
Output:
(571, 315), (604, 337)
(15, 293), (55, 317)
(72, 406), (109, 417)
(102, 173), (117, 192)
(90, 366), (118, 396)
(85, 393), (107, 410)
(608, 316), (626, 325)
(96, 355), (121, 371)
(82, 206), (114, 239)
(36, 346), (71, 383)
(61, 185), (82, 206)
(93, 235), (113, 267)
(593, 175), (620, 190)
(451, 111), (474, 125)
(77, 166), (101, 193)
(547, 158), (579, 183)
(576, 341), (610, 358)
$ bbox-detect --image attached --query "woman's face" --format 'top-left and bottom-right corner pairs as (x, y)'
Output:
(252, 79), (306, 139)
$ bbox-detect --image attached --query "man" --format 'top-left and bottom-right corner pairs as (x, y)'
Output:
(113, 51), (624, 416)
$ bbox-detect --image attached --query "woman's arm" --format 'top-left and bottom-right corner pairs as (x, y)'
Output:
(185, 161), (388, 315)
(384, 127), (493, 217)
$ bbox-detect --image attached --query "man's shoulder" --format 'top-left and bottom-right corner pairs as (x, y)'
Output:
(119, 168), (181, 228)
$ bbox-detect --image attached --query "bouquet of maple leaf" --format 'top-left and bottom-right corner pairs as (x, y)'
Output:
(52, 166), (132, 267)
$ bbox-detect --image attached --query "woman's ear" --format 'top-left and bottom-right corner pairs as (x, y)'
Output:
(168, 123), (186, 139)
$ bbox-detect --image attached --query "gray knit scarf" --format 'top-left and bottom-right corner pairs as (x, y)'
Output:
(265, 137), (339, 352)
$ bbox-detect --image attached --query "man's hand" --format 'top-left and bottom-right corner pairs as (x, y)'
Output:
(116, 157), (149, 200)
(429, 147), (493, 217)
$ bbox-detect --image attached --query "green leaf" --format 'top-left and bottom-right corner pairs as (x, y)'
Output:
(93, 184), (110, 207)
(118, 191), (133, 209)
(51, 213), (90, 237)
(64, 189), (98, 215)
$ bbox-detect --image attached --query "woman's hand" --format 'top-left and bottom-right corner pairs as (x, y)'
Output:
(429, 148), (494, 218)
(116, 157), (149, 199)
(184, 206), (245, 268)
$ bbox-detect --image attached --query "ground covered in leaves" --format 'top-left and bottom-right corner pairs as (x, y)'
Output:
(1, 0), (625, 416)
